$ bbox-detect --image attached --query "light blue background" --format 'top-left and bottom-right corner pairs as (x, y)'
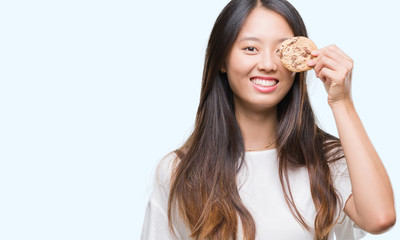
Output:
(0, 0), (399, 239)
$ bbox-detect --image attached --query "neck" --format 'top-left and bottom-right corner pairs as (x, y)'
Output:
(235, 105), (277, 151)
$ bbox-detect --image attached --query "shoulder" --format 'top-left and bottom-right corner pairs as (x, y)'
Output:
(322, 141), (352, 204)
(322, 139), (347, 176)
(328, 157), (348, 178)
(324, 142), (349, 187)
(155, 151), (179, 189)
(148, 151), (180, 209)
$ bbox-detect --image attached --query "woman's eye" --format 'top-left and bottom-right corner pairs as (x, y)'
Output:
(244, 47), (257, 52)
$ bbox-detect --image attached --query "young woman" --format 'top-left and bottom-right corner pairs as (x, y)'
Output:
(141, 0), (396, 239)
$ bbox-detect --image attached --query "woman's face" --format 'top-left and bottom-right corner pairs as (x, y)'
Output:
(225, 7), (296, 112)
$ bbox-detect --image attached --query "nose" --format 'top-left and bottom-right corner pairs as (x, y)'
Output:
(257, 50), (278, 72)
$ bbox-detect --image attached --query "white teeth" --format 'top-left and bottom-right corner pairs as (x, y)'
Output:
(251, 79), (277, 87)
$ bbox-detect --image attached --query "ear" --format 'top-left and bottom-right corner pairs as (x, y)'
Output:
(220, 65), (227, 73)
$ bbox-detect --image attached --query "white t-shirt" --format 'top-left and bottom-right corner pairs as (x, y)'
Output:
(141, 149), (366, 239)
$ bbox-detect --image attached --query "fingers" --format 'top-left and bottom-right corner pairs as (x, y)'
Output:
(311, 44), (352, 62)
(313, 54), (338, 78)
(306, 44), (354, 105)
(307, 44), (353, 82)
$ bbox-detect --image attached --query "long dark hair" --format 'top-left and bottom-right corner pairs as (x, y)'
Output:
(168, 0), (344, 239)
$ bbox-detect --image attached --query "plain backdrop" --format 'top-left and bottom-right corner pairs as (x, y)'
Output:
(0, 0), (399, 239)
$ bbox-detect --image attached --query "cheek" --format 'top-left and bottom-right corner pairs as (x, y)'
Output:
(281, 68), (296, 84)
(278, 70), (296, 97)
(278, 63), (295, 77)
(226, 52), (255, 76)
(226, 57), (253, 90)
(288, 73), (296, 85)
(226, 73), (240, 93)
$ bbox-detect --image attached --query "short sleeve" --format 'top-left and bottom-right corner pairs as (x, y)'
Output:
(141, 200), (182, 240)
(330, 158), (367, 239)
(140, 153), (187, 240)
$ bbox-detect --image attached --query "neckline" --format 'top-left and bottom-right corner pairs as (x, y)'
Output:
(245, 148), (277, 154)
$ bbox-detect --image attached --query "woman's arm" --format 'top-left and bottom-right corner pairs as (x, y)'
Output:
(308, 45), (396, 234)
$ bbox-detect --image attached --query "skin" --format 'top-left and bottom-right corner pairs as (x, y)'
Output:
(224, 7), (295, 150)
(308, 46), (396, 233)
(225, 7), (396, 234)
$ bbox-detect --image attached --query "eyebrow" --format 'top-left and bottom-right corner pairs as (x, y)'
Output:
(238, 36), (262, 42)
(238, 36), (292, 43)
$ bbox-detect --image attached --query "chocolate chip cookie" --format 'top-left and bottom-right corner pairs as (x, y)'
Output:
(278, 36), (317, 72)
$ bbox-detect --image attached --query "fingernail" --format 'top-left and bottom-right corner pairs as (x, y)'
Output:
(307, 60), (314, 66)
(311, 50), (318, 55)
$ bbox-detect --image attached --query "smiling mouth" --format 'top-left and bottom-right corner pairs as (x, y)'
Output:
(250, 78), (279, 87)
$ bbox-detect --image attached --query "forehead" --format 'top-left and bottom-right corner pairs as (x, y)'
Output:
(236, 7), (294, 42)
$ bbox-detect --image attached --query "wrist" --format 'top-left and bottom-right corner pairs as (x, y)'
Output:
(329, 98), (355, 115)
